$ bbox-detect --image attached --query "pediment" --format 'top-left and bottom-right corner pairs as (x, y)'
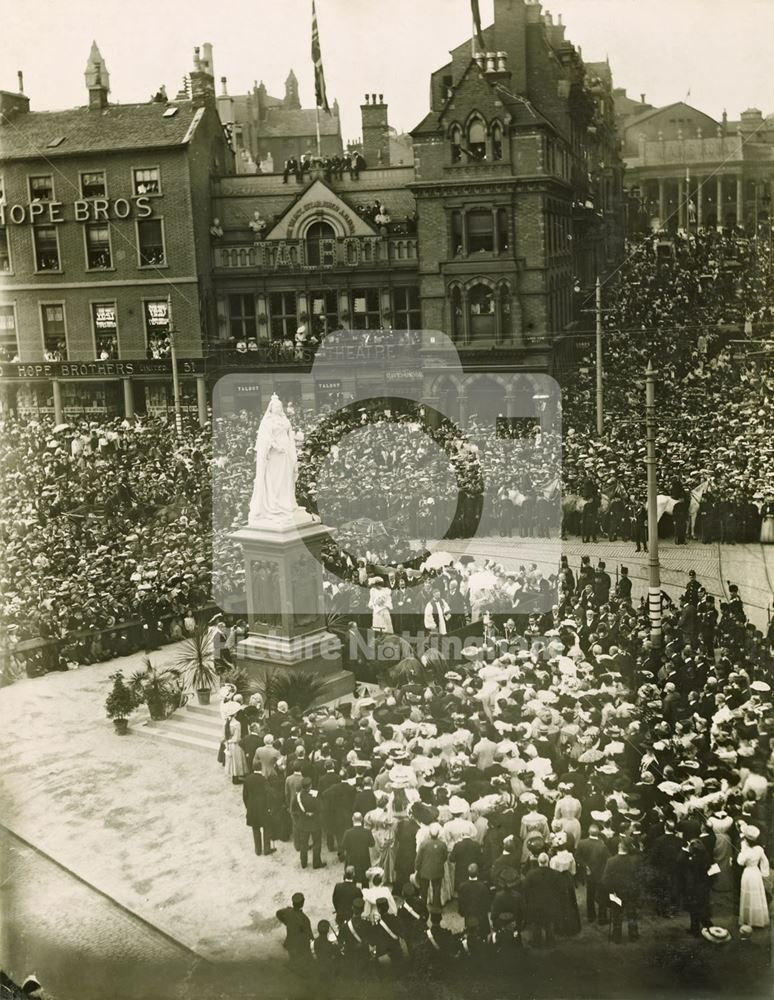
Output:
(266, 178), (377, 239)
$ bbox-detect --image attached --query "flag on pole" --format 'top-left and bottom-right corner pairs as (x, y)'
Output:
(311, 0), (330, 113)
(471, 0), (486, 51)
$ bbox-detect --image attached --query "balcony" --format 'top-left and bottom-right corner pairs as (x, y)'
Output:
(213, 235), (418, 273)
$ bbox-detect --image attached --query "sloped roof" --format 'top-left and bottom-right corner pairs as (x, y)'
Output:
(621, 101), (718, 133)
(260, 107), (340, 137)
(0, 100), (206, 160)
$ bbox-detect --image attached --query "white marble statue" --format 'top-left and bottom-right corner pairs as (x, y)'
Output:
(248, 394), (309, 525)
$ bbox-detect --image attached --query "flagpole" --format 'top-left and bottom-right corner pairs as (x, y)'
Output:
(315, 104), (321, 159)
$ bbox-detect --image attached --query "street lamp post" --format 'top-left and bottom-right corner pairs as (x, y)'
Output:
(595, 276), (603, 436)
(167, 295), (183, 438)
(645, 360), (662, 647)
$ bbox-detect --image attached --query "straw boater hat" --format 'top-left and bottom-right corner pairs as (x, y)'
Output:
(701, 926), (731, 944)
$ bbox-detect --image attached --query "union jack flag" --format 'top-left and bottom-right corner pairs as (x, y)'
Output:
(311, 1), (330, 113)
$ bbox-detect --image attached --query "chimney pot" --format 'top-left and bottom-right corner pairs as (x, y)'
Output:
(17, 70), (24, 94)
(371, 93), (377, 104)
(221, 76), (228, 95)
(378, 94), (383, 103)
(364, 93), (369, 103)
(640, 93), (645, 104)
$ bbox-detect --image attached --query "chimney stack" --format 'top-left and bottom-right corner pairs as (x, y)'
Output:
(189, 43), (215, 107)
(640, 93), (646, 104)
(361, 93), (390, 167)
(221, 76), (228, 96)
(17, 71), (23, 94)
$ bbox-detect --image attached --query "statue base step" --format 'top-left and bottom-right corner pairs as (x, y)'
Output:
(236, 630), (354, 705)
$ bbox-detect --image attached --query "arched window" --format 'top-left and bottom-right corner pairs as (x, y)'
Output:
(305, 220), (336, 267)
(450, 125), (462, 164)
(468, 119), (486, 160)
(492, 122), (503, 161)
(468, 283), (495, 339)
(450, 286), (463, 341)
(499, 283), (512, 338)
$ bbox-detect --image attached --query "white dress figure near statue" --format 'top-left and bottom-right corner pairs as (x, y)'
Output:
(248, 394), (312, 526)
(737, 837), (771, 928)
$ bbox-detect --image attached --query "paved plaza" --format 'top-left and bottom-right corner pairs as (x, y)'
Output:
(0, 539), (771, 998)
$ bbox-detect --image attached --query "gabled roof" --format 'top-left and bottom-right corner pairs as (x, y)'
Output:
(265, 177), (377, 239)
(412, 58), (555, 137)
(0, 100), (207, 160)
(621, 101), (718, 133)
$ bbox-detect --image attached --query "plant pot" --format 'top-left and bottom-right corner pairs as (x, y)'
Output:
(113, 718), (129, 735)
(196, 688), (211, 706)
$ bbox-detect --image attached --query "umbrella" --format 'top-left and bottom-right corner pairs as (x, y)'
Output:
(467, 569), (498, 595)
(458, 554), (476, 565)
(578, 748), (604, 764)
(751, 681), (771, 693)
(53, 423), (71, 433)
(423, 551), (455, 570)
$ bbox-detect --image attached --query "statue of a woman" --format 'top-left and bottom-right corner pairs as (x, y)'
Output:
(248, 394), (307, 524)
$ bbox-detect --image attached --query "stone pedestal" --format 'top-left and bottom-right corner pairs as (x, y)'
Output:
(230, 513), (353, 703)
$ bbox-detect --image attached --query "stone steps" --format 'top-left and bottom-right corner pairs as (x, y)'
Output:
(136, 697), (225, 753)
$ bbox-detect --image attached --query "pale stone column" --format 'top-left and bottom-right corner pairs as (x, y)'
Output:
(736, 176), (744, 230)
(52, 379), (63, 424)
(678, 179), (686, 228)
(716, 176), (723, 230)
(658, 178), (666, 224)
(122, 378), (134, 420)
(697, 177), (704, 228)
(196, 376), (208, 427)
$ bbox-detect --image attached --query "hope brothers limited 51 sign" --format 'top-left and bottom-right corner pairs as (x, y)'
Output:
(0, 196), (154, 225)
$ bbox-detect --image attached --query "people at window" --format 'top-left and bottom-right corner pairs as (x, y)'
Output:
(248, 211), (267, 238)
(209, 218), (224, 238)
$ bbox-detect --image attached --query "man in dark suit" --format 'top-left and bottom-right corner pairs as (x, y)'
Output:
(523, 852), (562, 947)
(332, 866), (363, 927)
(602, 836), (643, 943)
(371, 896), (407, 964)
(242, 763), (274, 856)
(575, 823), (610, 923)
(457, 863), (492, 940)
(396, 882), (428, 954)
(415, 823), (448, 910)
(353, 777), (377, 817)
(321, 771), (356, 856)
(276, 892), (313, 970)
(338, 897), (373, 972)
(340, 812), (375, 884)
(240, 721), (262, 771)
(291, 777), (326, 869)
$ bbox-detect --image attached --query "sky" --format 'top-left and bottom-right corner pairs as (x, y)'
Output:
(4, 0), (773, 142)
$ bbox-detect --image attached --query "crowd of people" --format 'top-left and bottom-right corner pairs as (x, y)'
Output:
(282, 151), (367, 185)
(1, 230), (772, 661)
(561, 230), (774, 535)
(210, 559), (774, 982)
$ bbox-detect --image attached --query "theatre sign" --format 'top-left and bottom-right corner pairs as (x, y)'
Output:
(0, 196), (154, 225)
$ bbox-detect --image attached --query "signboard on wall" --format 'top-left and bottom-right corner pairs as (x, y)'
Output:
(0, 358), (205, 380)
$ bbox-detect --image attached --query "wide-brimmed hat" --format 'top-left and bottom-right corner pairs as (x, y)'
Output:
(701, 926), (731, 944)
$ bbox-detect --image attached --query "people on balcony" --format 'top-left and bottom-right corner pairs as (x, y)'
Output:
(248, 211), (267, 239)
(209, 218), (224, 238)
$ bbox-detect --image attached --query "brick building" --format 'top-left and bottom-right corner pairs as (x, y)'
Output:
(411, 0), (624, 353)
(1, 1), (626, 423)
(0, 44), (232, 419)
(216, 66), (343, 174)
(619, 100), (774, 233)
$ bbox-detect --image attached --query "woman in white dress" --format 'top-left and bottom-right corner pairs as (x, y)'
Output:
(368, 584), (393, 634)
(224, 714), (249, 784)
(737, 827), (771, 928)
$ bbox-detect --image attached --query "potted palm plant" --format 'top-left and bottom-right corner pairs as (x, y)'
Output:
(175, 623), (218, 705)
(131, 656), (185, 720)
(105, 670), (139, 734)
